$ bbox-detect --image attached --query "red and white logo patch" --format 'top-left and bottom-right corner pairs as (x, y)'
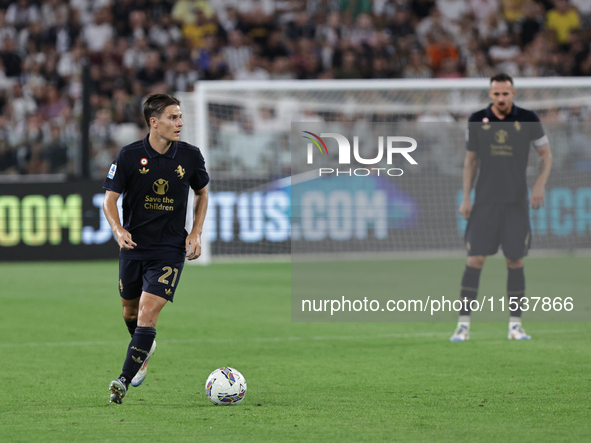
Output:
(141, 158), (148, 166)
(482, 117), (489, 123)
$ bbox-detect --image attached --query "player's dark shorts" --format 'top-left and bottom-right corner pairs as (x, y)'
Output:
(119, 258), (185, 302)
(465, 202), (531, 259)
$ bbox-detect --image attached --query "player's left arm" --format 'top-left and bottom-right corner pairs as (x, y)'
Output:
(185, 185), (209, 260)
(530, 142), (552, 210)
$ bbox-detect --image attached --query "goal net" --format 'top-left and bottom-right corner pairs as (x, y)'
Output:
(179, 78), (591, 262)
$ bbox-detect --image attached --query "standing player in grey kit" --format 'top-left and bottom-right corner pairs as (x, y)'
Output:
(103, 94), (209, 403)
(450, 73), (553, 341)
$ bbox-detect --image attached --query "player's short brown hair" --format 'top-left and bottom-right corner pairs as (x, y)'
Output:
(143, 94), (181, 127)
(490, 73), (513, 85)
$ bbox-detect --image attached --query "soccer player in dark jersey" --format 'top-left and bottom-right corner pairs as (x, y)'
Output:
(103, 94), (209, 403)
(450, 73), (553, 342)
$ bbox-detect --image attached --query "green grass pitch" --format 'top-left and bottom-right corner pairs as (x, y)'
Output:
(0, 257), (589, 442)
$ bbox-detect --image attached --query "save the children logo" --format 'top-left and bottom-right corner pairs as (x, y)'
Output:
(495, 129), (508, 143)
(302, 131), (418, 177)
(153, 179), (169, 195)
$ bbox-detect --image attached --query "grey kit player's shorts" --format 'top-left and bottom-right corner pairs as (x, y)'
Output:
(465, 202), (531, 259)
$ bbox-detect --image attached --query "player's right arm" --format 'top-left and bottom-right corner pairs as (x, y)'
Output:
(103, 190), (137, 250)
(459, 150), (478, 220)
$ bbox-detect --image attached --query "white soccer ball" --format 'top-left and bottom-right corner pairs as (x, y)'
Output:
(205, 367), (247, 406)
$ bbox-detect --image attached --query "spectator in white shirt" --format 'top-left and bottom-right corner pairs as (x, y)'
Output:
(437, 0), (469, 22)
(83, 8), (115, 53)
(57, 41), (86, 79)
(122, 36), (150, 71)
(0, 10), (17, 50)
(6, 0), (40, 31)
(234, 54), (271, 80)
(488, 32), (521, 76)
(416, 7), (459, 47)
(222, 30), (253, 74)
(165, 58), (199, 92)
(149, 14), (182, 48)
(469, 0), (499, 25)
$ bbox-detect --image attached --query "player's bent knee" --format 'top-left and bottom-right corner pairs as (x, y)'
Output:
(467, 255), (486, 269)
(137, 292), (167, 327)
(122, 306), (138, 321)
(123, 311), (138, 322)
(121, 297), (140, 319)
(506, 257), (524, 269)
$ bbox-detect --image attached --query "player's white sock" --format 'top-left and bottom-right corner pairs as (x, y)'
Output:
(458, 315), (471, 328)
(509, 316), (521, 329)
(451, 315), (471, 341)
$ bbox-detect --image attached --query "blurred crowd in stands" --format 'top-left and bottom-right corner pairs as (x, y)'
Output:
(0, 0), (590, 177)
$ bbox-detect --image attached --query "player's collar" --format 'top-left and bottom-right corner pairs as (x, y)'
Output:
(143, 135), (178, 158)
(485, 103), (518, 120)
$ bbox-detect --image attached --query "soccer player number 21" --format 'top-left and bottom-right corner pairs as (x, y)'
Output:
(158, 267), (179, 287)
